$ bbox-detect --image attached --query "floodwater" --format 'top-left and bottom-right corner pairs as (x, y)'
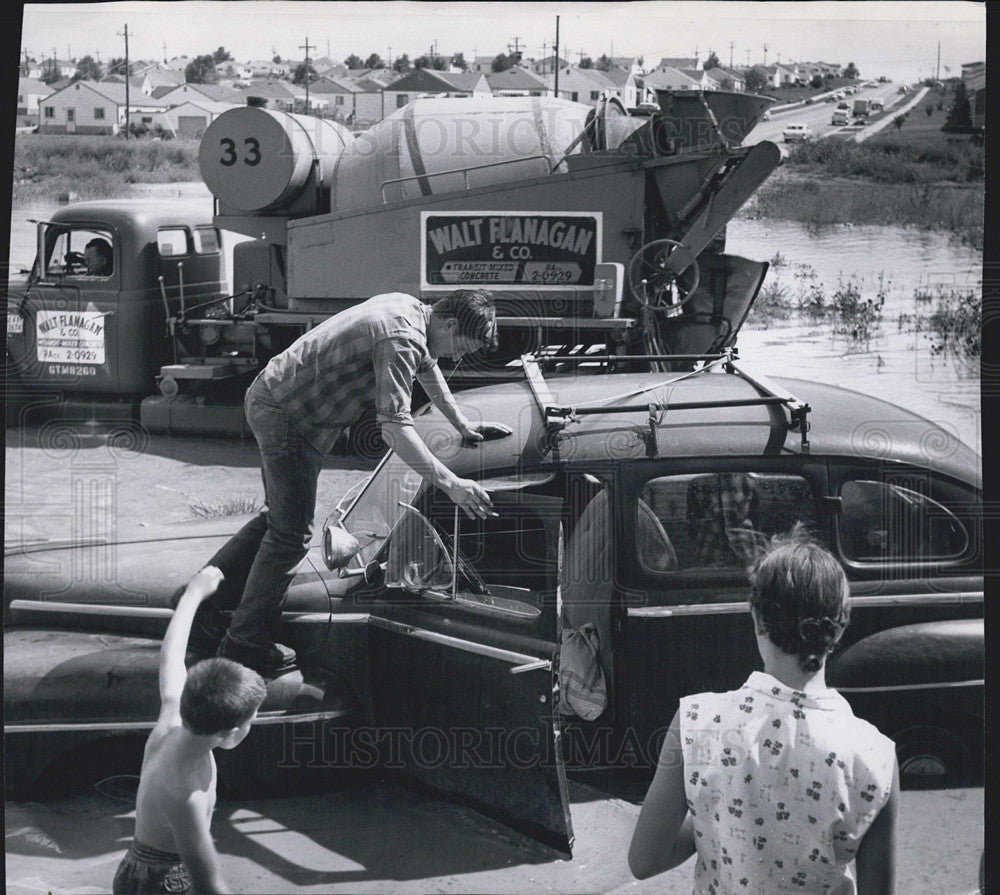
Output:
(727, 217), (981, 453)
(7, 201), (981, 452)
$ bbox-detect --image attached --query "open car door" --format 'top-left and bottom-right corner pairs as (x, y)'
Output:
(345, 471), (574, 854)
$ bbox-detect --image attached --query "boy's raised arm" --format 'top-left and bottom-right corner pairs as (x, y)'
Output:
(158, 567), (224, 720)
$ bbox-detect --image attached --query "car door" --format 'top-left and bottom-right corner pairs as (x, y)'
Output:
(344, 463), (574, 854)
(614, 457), (830, 751)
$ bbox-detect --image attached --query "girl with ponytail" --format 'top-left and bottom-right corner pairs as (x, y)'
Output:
(630, 524), (899, 894)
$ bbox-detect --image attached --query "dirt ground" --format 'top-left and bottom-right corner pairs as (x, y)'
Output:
(3, 424), (986, 894)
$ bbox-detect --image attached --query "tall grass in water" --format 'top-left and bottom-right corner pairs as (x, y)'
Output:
(13, 134), (201, 204)
(919, 285), (981, 374)
(752, 268), (888, 350)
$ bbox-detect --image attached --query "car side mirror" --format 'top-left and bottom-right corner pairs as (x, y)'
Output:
(323, 524), (361, 570)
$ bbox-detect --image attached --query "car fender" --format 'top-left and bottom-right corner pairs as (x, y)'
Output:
(827, 619), (984, 690)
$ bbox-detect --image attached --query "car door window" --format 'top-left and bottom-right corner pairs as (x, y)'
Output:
(637, 472), (817, 577)
(838, 479), (968, 562)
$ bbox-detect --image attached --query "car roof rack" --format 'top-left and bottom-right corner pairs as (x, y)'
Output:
(521, 349), (811, 458)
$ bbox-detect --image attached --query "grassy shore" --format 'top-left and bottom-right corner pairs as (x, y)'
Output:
(12, 134), (202, 205)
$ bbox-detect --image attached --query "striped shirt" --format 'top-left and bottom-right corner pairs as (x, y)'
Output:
(261, 293), (436, 454)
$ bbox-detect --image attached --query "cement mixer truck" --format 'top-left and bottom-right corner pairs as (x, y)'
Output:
(5, 90), (779, 441)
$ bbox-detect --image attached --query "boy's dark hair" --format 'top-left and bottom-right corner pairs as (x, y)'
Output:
(748, 523), (851, 673)
(432, 289), (499, 353)
(180, 658), (267, 735)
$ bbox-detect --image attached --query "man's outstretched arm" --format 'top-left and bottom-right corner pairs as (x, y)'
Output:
(381, 422), (495, 520)
(416, 364), (512, 443)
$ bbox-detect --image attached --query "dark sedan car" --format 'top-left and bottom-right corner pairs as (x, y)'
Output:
(4, 354), (983, 854)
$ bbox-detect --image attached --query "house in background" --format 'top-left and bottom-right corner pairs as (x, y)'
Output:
(16, 77), (53, 125)
(544, 66), (616, 105)
(705, 66), (746, 92)
(138, 67), (186, 96)
(39, 80), (169, 134)
(641, 66), (703, 96)
(599, 66), (639, 107)
(310, 74), (362, 121)
(157, 82), (245, 106)
(528, 55), (569, 76)
(241, 78), (307, 113)
(157, 99), (242, 139)
(26, 58), (77, 81)
(485, 66), (549, 97)
(382, 69), (489, 112)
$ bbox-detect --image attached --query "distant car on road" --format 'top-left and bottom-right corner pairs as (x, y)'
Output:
(831, 109), (851, 126)
(835, 90), (846, 100)
(760, 110), (771, 121)
(782, 122), (813, 143)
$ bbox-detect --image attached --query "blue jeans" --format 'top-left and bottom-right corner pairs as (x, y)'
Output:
(222, 377), (328, 650)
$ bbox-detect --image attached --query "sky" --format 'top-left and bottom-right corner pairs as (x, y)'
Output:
(18, 1), (986, 84)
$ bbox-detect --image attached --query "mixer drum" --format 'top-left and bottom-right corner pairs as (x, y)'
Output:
(329, 96), (594, 214)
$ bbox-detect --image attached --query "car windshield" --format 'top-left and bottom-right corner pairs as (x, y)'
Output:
(337, 450), (556, 573)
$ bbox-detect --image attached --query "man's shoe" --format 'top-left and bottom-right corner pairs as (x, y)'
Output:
(217, 637), (296, 677)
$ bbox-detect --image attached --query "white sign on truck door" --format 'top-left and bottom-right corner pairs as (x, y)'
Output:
(35, 310), (106, 364)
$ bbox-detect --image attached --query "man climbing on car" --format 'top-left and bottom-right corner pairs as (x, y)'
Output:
(187, 289), (512, 676)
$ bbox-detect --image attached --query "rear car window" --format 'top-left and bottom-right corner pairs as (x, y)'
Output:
(193, 226), (220, 254)
(637, 472), (817, 574)
(157, 227), (190, 257)
(838, 479), (968, 562)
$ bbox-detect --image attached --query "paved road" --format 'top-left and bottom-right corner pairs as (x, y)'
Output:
(745, 80), (911, 148)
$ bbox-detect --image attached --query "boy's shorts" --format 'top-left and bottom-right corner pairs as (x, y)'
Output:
(113, 837), (193, 894)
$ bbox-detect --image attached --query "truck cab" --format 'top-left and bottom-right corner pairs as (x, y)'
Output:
(5, 200), (226, 422)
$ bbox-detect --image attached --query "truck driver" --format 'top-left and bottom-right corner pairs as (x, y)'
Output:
(84, 238), (113, 276)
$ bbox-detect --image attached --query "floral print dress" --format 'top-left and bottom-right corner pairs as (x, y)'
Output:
(679, 671), (895, 894)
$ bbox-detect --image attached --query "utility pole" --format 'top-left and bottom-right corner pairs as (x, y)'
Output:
(508, 36), (523, 61)
(935, 41), (940, 81)
(730, 41), (734, 68)
(554, 15), (560, 95)
(578, 49), (586, 65)
(541, 41), (548, 73)
(746, 48), (750, 67)
(692, 45), (698, 67)
(763, 42), (768, 67)
(116, 25), (130, 139)
(299, 36), (313, 112)
(162, 42), (166, 63)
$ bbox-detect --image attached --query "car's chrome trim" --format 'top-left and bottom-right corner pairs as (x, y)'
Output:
(8, 600), (173, 618)
(368, 615), (547, 666)
(7, 602), (371, 624)
(4, 707), (356, 734)
(835, 679), (984, 694)
(626, 591), (984, 618)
